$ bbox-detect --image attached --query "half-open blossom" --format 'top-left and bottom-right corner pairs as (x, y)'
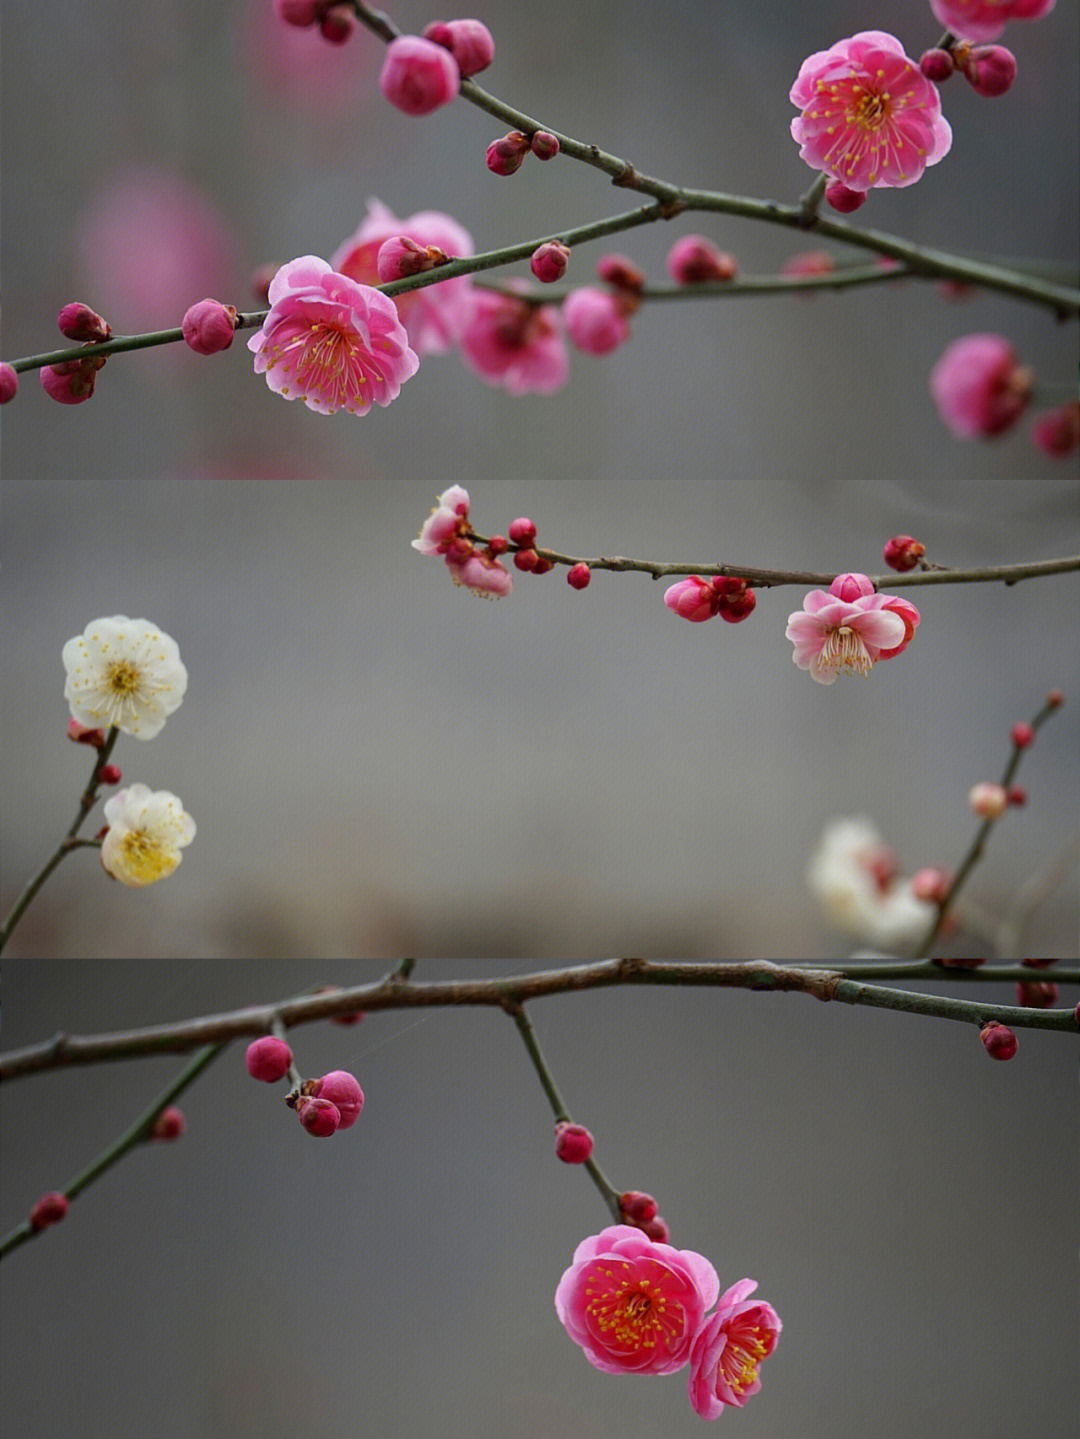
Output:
(459, 289), (568, 395)
(790, 32), (952, 190)
(786, 575), (917, 683)
(413, 485), (472, 556)
(413, 486), (512, 596)
(247, 255), (419, 415)
(555, 1225), (719, 1376)
(332, 199), (474, 355)
(807, 817), (936, 953)
(929, 333), (1032, 438)
(62, 616), (188, 739)
(930, 0), (1056, 43)
(101, 784), (195, 886)
(687, 1279), (782, 1420)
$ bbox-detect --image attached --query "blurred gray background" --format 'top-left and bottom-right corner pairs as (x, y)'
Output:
(1, 961), (1077, 1439)
(2, 0), (1078, 961)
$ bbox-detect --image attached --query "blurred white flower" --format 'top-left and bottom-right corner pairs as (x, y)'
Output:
(101, 784), (195, 887)
(62, 617), (187, 739)
(807, 817), (934, 953)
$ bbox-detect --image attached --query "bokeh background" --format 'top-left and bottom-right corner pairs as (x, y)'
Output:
(2, 1), (1078, 963)
(1, 961), (1077, 1439)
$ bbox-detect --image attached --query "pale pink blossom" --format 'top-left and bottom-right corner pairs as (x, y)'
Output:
(332, 199), (475, 355)
(247, 255), (419, 415)
(929, 333), (1032, 438)
(808, 817), (936, 952)
(786, 574), (917, 684)
(687, 1279), (782, 1420)
(790, 32), (952, 190)
(238, 0), (371, 114)
(445, 548), (513, 597)
(555, 1225), (719, 1377)
(413, 485), (472, 556)
(413, 486), (512, 596)
(563, 287), (632, 355)
(459, 289), (569, 394)
(930, 0), (1056, 43)
(969, 781), (1008, 818)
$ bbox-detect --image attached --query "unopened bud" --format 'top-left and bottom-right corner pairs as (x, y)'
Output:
(99, 763), (122, 785)
(969, 782), (1008, 819)
(979, 1023), (1017, 1061)
(567, 562), (592, 590)
(57, 302), (112, 343)
(596, 253), (644, 293)
(919, 48), (955, 82)
(296, 1096), (341, 1136)
(883, 535), (925, 572)
(246, 1036), (293, 1083)
(319, 7), (354, 43)
(0, 363), (18, 404)
(666, 235), (738, 284)
(554, 1121), (594, 1163)
(486, 131), (529, 176)
(182, 300), (238, 355)
(1015, 981), (1059, 1008)
(150, 1106), (186, 1141)
(962, 45), (1017, 98)
(531, 241), (570, 284)
(29, 1192), (69, 1231)
(422, 18), (494, 77)
(824, 181), (867, 214)
(508, 516), (537, 546)
(530, 130), (560, 161)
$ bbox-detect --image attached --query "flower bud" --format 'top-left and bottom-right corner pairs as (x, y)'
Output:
(423, 18), (494, 77)
(308, 1070), (364, 1129)
(1015, 981), (1059, 1008)
(1021, 957), (1058, 969)
(67, 718), (106, 747)
(824, 181), (867, 213)
(919, 48), (955, 82)
(532, 556), (555, 575)
(666, 235), (738, 284)
(554, 1121), (594, 1163)
(380, 35), (460, 116)
(273, 0), (325, 25)
(0, 362), (18, 404)
(30, 1192), (69, 1231)
(563, 287), (632, 356)
(1047, 689), (1064, 709)
(1005, 785), (1027, 807)
(40, 358), (102, 404)
(99, 763), (122, 785)
(1032, 401), (1080, 459)
(962, 45), (1017, 97)
(296, 1096), (341, 1136)
(530, 130), (560, 161)
(883, 535), (925, 571)
(319, 7), (354, 44)
(245, 1035), (293, 1083)
(979, 1023), (1018, 1061)
(182, 299), (238, 355)
(377, 235), (447, 281)
(567, 562), (592, 590)
(513, 547), (539, 571)
(57, 302), (112, 343)
(717, 580), (756, 623)
(619, 1190), (658, 1224)
(508, 516), (537, 547)
(531, 241), (570, 284)
(911, 867), (950, 904)
(642, 1215), (670, 1242)
(486, 131), (529, 175)
(969, 782), (1008, 819)
(150, 1106), (186, 1141)
(1010, 721), (1035, 749)
(595, 253), (644, 293)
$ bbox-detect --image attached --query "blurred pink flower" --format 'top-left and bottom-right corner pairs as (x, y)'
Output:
(459, 289), (569, 395)
(555, 1225), (719, 1377)
(413, 484), (471, 556)
(790, 32), (952, 190)
(236, 0), (372, 114)
(247, 255), (419, 415)
(446, 549), (513, 597)
(1031, 401), (1080, 458)
(687, 1279), (782, 1420)
(930, 0), (1056, 43)
(74, 165), (241, 332)
(563, 287), (633, 356)
(786, 575), (916, 684)
(332, 199), (474, 355)
(929, 333), (1032, 438)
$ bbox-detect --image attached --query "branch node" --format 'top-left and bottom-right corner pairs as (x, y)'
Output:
(612, 161), (640, 189)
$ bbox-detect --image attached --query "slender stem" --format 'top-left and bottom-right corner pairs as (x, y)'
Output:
(914, 695), (1065, 957)
(466, 537), (1080, 591)
(506, 1001), (621, 1222)
(0, 727), (119, 955)
(3, 961), (1076, 1081)
(0, 1042), (224, 1261)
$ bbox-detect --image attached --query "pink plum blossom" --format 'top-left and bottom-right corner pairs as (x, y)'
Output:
(687, 1278), (782, 1420)
(563, 287), (632, 356)
(413, 486), (512, 597)
(555, 1225), (719, 1377)
(790, 32), (952, 190)
(459, 289), (569, 395)
(247, 256), (419, 415)
(786, 574), (918, 683)
(929, 0), (1056, 43)
(929, 333), (1032, 438)
(445, 548), (513, 597)
(332, 199), (475, 355)
(413, 484), (472, 556)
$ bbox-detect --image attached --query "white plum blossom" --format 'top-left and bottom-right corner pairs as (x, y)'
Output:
(62, 617), (187, 739)
(807, 816), (934, 953)
(101, 784), (195, 887)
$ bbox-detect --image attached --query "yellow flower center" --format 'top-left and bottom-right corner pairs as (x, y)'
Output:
(722, 1324), (771, 1395)
(853, 83), (889, 130)
(115, 829), (180, 885)
(105, 659), (141, 696)
(584, 1261), (682, 1352)
(821, 625), (873, 675)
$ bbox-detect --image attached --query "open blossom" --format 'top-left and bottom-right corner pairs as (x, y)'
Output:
(413, 486), (512, 596)
(332, 199), (475, 355)
(930, 0), (1056, 43)
(929, 333), (1032, 438)
(785, 575), (919, 684)
(247, 255), (419, 415)
(62, 617), (187, 739)
(555, 1225), (719, 1376)
(808, 817), (936, 953)
(688, 1279), (782, 1420)
(459, 289), (569, 395)
(790, 32), (952, 190)
(101, 784), (195, 887)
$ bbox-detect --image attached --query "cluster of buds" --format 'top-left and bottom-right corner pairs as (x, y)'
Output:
(487, 128), (559, 176)
(272, 1), (356, 45)
(664, 574), (757, 625)
(618, 1189), (670, 1243)
(379, 20), (494, 116)
(920, 42), (1018, 98)
(414, 486), (515, 596)
(507, 515), (553, 577)
(40, 302), (112, 404)
(246, 1040), (365, 1139)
